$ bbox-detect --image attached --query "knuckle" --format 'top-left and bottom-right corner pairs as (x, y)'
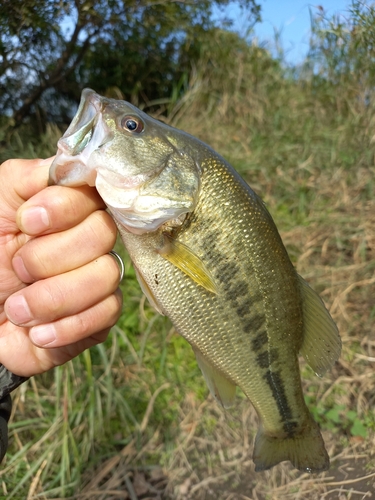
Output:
(95, 292), (123, 330)
(22, 241), (50, 278)
(36, 281), (66, 318)
(49, 188), (78, 223)
(109, 290), (123, 323)
(74, 313), (91, 336)
(91, 211), (118, 245)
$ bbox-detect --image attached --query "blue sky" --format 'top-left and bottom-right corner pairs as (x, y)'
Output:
(222, 1), (352, 63)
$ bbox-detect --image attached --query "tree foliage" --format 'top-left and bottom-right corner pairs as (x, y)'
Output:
(306, 1), (375, 110)
(0, 0), (260, 126)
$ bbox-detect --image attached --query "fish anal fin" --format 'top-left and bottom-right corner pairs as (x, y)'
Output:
(299, 275), (341, 377)
(158, 233), (218, 294)
(194, 349), (236, 409)
(134, 268), (165, 315)
(253, 420), (329, 473)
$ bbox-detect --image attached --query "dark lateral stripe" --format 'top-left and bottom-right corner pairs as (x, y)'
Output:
(229, 279), (249, 299)
(242, 320), (253, 334)
(251, 330), (268, 351)
(195, 220), (267, 342)
(256, 351), (269, 368)
(263, 370), (295, 436)
(236, 297), (253, 317)
(256, 348), (279, 368)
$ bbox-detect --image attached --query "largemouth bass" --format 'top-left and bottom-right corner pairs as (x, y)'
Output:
(49, 89), (341, 473)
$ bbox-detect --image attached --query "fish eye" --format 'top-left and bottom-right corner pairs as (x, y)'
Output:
(121, 115), (144, 133)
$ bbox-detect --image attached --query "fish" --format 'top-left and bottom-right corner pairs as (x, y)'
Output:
(49, 89), (341, 473)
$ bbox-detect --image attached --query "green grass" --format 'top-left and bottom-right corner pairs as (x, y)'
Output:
(1, 4), (375, 498)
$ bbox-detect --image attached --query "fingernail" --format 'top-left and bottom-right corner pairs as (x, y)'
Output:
(12, 255), (34, 283)
(5, 295), (32, 325)
(19, 206), (50, 235)
(30, 324), (57, 347)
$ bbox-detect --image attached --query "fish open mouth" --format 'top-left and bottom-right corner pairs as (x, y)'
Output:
(49, 89), (112, 187)
(49, 88), (201, 234)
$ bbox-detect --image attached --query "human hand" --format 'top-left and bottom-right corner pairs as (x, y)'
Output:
(0, 158), (123, 377)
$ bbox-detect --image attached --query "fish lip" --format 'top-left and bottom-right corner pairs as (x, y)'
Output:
(49, 88), (157, 189)
(49, 89), (112, 186)
(59, 89), (109, 156)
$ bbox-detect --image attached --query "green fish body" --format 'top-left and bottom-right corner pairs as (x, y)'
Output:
(49, 89), (341, 472)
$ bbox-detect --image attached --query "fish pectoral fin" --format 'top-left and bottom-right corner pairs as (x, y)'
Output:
(134, 268), (165, 315)
(158, 234), (218, 294)
(298, 275), (341, 377)
(193, 349), (236, 409)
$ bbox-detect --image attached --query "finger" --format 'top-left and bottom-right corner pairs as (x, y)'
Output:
(30, 288), (123, 351)
(17, 184), (106, 236)
(0, 288), (122, 377)
(8, 325), (111, 376)
(5, 253), (122, 327)
(41, 326), (112, 370)
(12, 210), (117, 282)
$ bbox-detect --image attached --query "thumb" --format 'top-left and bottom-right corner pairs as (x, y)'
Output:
(0, 157), (55, 204)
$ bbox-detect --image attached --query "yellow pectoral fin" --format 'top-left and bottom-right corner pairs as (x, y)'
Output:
(194, 349), (236, 409)
(158, 234), (218, 294)
(299, 275), (341, 377)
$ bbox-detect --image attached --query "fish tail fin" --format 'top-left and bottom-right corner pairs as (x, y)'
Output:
(253, 419), (329, 473)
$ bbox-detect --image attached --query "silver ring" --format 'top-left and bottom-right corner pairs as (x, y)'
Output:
(109, 250), (125, 282)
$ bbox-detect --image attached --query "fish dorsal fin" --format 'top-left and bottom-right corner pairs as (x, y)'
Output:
(158, 233), (218, 294)
(193, 349), (236, 408)
(299, 275), (341, 377)
(134, 268), (165, 315)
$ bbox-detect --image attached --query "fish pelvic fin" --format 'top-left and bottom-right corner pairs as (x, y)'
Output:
(299, 275), (341, 377)
(253, 419), (329, 473)
(158, 233), (218, 294)
(194, 349), (236, 409)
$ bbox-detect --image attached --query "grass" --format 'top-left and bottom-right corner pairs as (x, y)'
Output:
(1, 3), (375, 498)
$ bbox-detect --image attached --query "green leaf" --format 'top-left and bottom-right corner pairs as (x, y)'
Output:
(325, 407), (341, 424)
(346, 410), (357, 421)
(350, 419), (367, 438)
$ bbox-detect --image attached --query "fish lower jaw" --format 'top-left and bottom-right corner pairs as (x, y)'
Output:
(49, 155), (97, 187)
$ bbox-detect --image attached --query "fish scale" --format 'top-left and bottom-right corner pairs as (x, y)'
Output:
(49, 89), (341, 473)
